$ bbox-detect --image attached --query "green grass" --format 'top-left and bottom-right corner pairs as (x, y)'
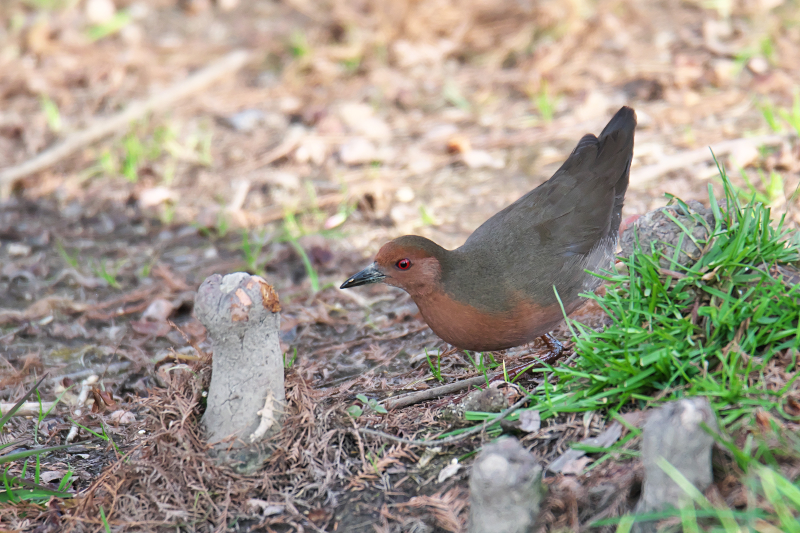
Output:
(347, 394), (388, 418)
(282, 212), (321, 294)
(736, 166), (784, 205)
(425, 348), (444, 383)
(39, 95), (62, 133)
(283, 347), (298, 369)
(442, 80), (471, 111)
(85, 10), (132, 42)
(598, 429), (800, 530)
(454, 160), (799, 443)
(240, 229), (268, 273)
(464, 351), (500, 375)
(89, 258), (123, 289)
(530, 80), (558, 124)
(83, 121), (211, 184)
(0, 375), (75, 503)
(516, 162), (800, 428)
(760, 90), (800, 137)
(456, 161), (800, 528)
(288, 30), (311, 59)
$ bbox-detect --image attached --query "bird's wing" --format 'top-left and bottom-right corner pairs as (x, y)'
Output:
(458, 107), (636, 308)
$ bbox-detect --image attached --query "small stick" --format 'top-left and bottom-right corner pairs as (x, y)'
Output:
(0, 50), (251, 196)
(384, 374), (491, 411)
(384, 338), (568, 410)
(0, 401), (57, 417)
(359, 394), (530, 448)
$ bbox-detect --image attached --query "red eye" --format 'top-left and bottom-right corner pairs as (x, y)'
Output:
(396, 258), (411, 270)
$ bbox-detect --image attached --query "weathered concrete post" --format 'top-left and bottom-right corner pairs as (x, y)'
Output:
(195, 272), (284, 473)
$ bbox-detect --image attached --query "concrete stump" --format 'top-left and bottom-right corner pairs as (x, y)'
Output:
(469, 437), (544, 533)
(195, 272), (285, 472)
(633, 397), (718, 532)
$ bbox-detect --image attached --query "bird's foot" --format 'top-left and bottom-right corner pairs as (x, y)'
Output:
(538, 333), (564, 365)
(504, 334), (565, 381)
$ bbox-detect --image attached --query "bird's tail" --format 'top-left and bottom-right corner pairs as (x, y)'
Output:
(599, 106), (637, 140)
(599, 106), (636, 243)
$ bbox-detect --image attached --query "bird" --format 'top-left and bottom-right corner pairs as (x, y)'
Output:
(341, 106), (637, 352)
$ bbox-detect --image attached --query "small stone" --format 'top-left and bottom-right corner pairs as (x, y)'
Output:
(109, 410), (136, 424)
(711, 59), (736, 86)
(216, 0), (239, 11)
(127, 2), (149, 20)
(120, 24), (143, 46)
(395, 186), (415, 203)
(278, 96), (301, 114)
(405, 148), (435, 175)
(748, 56), (770, 75)
(338, 102), (391, 141)
(142, 298), (174, 322)
(157, 33), (184, 49)
(461, 387), (508, 413)
(181, 0), (211, 14)
(518, 410), (541, 432)
(139, 186), (175, 209)
(224, 109), (266, 132)
(85, 0), (116, 24)
(463, 149), (505, 169)
(729, 142), (760, 169)
(338, 102), (373, 125)
(358, 117), (391, 141)
(339, 138), (378, 165)
(294, 137), (327, 165)
(424, 124), (458, 142)
(437, 458), (462, 483)
(324, 212), (348, 230)
(447, 135), (471, 154)
(7, 243), (32, 257)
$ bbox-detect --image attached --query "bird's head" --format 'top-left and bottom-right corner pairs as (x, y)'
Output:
(340, 235), (446, 297)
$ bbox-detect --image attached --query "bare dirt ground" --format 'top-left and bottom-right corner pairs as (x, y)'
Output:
(1, 0), (799, 531)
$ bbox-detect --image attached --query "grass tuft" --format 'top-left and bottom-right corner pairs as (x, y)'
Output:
(528, 161), (799, 426)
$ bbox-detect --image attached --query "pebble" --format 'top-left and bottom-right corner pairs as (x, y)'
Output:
(395, 186), (415, 203)
(139, 186), (175, 209)
(748, 56), (769, 75)
(463, 149), (505, 169)
(216, 0), (240, 11)
(339, 137), (377, 165)
(224, 109), (266, 132)
(85, 0), (116, 24)
(338, 102), (391, 140)
(7, 243), (32, 257)
(294, 137), (327, 165)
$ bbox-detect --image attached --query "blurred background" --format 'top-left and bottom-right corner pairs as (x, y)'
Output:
(1, 0), (800, 369)
(1, 0), (799, 252)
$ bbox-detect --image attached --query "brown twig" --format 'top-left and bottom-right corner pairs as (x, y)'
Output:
(384, 337), (567, 410)
(359, 394), (531, 447)
(0, 50), (251, 197)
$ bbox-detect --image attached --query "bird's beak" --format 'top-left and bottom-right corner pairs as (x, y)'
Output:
(340, 263), (386, 289)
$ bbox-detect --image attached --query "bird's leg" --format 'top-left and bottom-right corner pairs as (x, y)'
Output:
(502, 333), (565, 381)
